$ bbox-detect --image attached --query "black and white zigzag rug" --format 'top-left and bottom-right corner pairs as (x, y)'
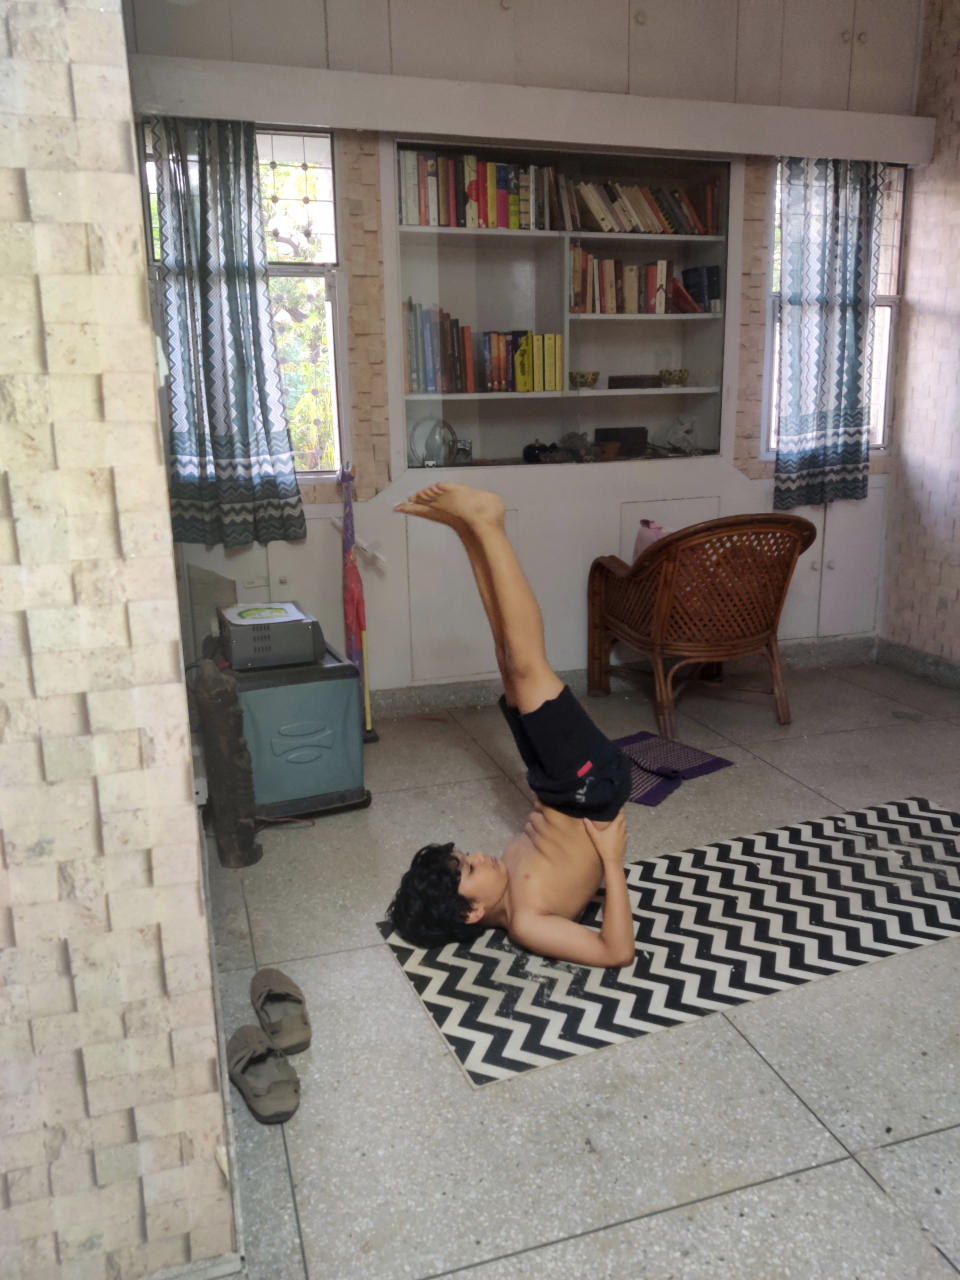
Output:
(378, 798), (960, 1086)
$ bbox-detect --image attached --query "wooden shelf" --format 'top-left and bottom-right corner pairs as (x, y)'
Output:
(568, 312), (722, 321)
(406, 387), (720, 400)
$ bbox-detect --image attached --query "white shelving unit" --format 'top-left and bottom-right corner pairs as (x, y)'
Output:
(396, 146), (730, 468)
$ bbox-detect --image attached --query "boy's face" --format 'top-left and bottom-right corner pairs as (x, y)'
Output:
(454, 850), (508, 920)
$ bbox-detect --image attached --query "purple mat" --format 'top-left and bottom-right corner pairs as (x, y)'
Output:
(613, 732), (733, 807)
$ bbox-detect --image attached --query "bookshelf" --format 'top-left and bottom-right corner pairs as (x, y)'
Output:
(396, 143), (729, 468)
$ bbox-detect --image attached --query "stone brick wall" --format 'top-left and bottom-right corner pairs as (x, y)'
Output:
(297, 130), (389, 505)
(881, 0), (960, 666)
(0, 2), (235, 1275)
(734, 156), (776, 481)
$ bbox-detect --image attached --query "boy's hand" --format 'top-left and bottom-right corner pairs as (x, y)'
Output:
(583, 810), (627, 868)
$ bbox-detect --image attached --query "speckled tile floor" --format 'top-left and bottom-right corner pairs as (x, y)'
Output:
(205, 662), (960, 1280)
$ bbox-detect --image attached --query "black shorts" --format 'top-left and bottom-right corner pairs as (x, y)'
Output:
(499, 685), (631, 822)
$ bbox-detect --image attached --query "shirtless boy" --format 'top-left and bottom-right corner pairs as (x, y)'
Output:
(386, 482), (636, 969)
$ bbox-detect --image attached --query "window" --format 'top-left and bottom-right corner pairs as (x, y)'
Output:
(140, 126), (343, 475)
(766, 163), (905, 453)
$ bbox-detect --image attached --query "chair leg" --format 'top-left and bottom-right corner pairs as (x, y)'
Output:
(652, 654), (676, 738)
(767, 638), (791, 724)
(587, 575), (611, 695)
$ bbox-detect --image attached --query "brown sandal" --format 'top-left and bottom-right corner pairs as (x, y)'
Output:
(227, 1025), (300, 1124)
(250, 968), (312, 1055)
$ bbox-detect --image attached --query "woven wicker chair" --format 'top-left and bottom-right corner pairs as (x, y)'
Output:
(588, 513), (817, 738)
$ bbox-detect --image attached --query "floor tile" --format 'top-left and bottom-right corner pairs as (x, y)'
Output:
(620, 745), (836, 864)
(668, 668), (932, 746)
(240, 775), (531, 963)
(361, 711), (503, 794)
(202, 828), (255, 973)
(835, 663), (960, 722)
(728, 938), (960, 1151)
(745, 718), (960, 812)
(860, 1125), (960, 1268)
(219, 967), (307, 1280)
(273, 949), (841, 1280)
(446, 1159), (957, 1280)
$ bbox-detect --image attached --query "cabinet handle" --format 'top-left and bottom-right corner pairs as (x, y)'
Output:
(826, 559), (836, 571)
(856, 29), (868, 43)
(634, 9), (646, 26)
(841, 28), (852, 42)
(810, 561), (820, 572)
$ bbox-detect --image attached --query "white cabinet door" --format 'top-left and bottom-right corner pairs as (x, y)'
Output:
(849, 0), (921, 115)
(389, 0), (514, 83)
(736, 0), (784, 105)
(780, 0), (854, 109)
(777, 505), (825, 640)
(513, 0), (629, 94)
(819, 487), (886, 636)
(408, 506), (519, 682)
(629, 0), (738, 102)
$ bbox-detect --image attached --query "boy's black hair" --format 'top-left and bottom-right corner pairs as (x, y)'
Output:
(386, 841), (486, 948)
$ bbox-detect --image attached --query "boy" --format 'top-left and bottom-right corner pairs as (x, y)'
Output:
(386, 482), (636, 969)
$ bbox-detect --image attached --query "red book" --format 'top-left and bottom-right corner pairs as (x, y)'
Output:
(645, 263), (659, 314)
(447, 158), (457, 227)
(495, 332), (506, 391)
(463, 325), (475, 392)
(417, 153), (428, 226)
(669, 277), (703, 313)
(674, 188), (706, 235)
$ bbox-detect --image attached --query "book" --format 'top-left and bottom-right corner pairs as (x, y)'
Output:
(706, 264), (722, 312)
(669, 276), (703, 313)
(447, 157), (457, 227)
(495, 164), (511, 229)
(464, 154), (480, 228)
(614, 259), (624, 313)
(487, 162), (499, 229)
(655, 259), (669, 313)
(417, 153), (429, 225)
(673, 188), (706, 235)
(578, 182), (615, 233)
(514, 330), (533, 392)
(437, 156), (449, 227)
(554, 333), (563, 392)
(680, 266), (709, 312)
(414, 303), (425, 389)
(425, 153), (439, 226)
(402, 300), (411, 391)
(508, 166), (520, 229)
(482, 332), (493, 393)
(544, 332), (556, 391)
(623, 264), (640, 313)
(637, 186), (671, 233)
(504, 331), (514, 391)
(518, 167), (531, 230)
(645, 262), (659, 314)
(601, 258), (616, 314)
(421, 310), (436, 392)
(454, 155), (466, 227)
(400, 151), (419, 225)
(533, 332), (544, 391)
(650, 186), (683, 234)
(463, 324), (475, 392)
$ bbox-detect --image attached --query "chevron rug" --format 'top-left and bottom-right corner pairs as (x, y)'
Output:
(378, 798), (960, 1086)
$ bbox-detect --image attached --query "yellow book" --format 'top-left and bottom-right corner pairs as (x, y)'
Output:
(544, 333), (556, 392)
(554, 333), (564, 392)
(486, 162), (498, 228)
(514, 331), (533, 392)
(533, 333), (544, 392)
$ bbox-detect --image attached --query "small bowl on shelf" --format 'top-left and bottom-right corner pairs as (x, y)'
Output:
(569, 370), (600, 390)
(659, 368), (689, 387)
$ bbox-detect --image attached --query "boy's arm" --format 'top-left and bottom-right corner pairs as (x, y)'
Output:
(510, 810), (635, 969)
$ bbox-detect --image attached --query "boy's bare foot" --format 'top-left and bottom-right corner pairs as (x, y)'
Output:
(394, 483), (505, 529)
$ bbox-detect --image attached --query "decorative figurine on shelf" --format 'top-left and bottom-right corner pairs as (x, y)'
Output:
(659, 368), (689, 387)
(523, 439), (549, 464)
(558, 430), (594, 462)
(664, 415), (700, 455)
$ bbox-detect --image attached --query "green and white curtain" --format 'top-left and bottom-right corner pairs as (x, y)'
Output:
(774, 157), (884, 510)
(151, 117), (306, 546)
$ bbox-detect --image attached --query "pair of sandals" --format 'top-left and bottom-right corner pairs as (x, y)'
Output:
(227, 969), (311, 1125)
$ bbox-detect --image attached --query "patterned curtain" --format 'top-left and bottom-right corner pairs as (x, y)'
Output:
(151, 117), (306, 546)
(774, 157), (884, 510)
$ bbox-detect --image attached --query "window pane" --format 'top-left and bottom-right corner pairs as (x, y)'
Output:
(869, 304), (891, 445)
(876, 167), (905, 297)
(270, 274), (340, 473)
(257, 131), (337, 265)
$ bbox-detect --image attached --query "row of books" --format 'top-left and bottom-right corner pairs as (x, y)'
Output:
(398, 148), (720, 236)
(403, 300), (565, 394)
(569, 245), (722, 315)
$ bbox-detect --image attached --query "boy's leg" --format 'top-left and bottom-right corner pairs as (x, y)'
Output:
(396, 484), (562, 714)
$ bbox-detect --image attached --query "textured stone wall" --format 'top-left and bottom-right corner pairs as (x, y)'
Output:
(733, 156), (776, 481)
(297, 129), (389, 505)
(0, 2), (234, 1275)
(881, 0), (960, 665)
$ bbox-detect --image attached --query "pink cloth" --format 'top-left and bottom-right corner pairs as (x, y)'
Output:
(632, 519), (670, 562)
